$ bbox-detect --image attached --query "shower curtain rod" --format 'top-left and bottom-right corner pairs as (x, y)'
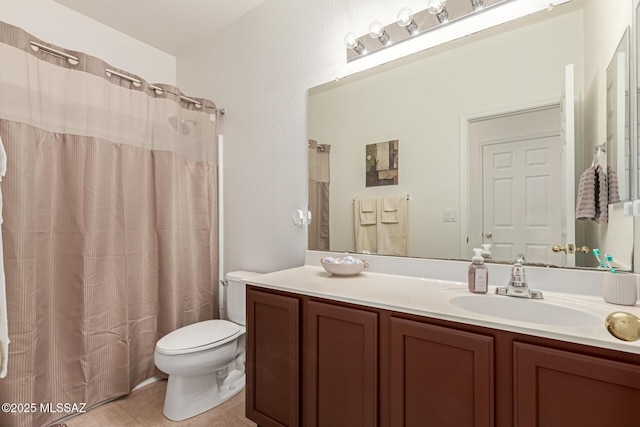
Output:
(30, 41), (78, 65)
(30, 41), (225, 115)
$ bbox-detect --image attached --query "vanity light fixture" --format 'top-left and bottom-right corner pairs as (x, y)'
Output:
(369, 20), (391, 45)
(344, 32), (366, 55)
(427, 0), (449, 23)
(344, 0), (511, 63)
(397, 8), (418, 35)
(470, 0), (484, 10)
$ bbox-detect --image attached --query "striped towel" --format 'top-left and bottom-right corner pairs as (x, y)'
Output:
(575, 165), (597, 220)
(607, 166), (620, 204)
(575, 165), (609, 223)
(595, 165), (608, 223)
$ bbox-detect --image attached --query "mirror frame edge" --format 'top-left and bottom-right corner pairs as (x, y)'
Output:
(633, 0), (639, 273)
(632, 0), (639, 201)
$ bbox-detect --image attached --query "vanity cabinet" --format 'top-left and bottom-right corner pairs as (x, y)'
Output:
(389, 317), (494, 427)
(514, 342), (640, 426)
(246, 286), (640, 427)
(304, 301), (378, 427)
(246, 288), (300, 427)
(246, 287), (378, 427)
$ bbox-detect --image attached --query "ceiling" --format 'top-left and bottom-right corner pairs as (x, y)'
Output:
(54, 0), (269, 55)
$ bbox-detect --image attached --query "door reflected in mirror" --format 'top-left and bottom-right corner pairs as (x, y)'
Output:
(308, 0), (634, 271)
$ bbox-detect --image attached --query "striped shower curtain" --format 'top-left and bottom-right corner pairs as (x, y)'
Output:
(0, 21), (219, 427)
(308, 140), (330, 251)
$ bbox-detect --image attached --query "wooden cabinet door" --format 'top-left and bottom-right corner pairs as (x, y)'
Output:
(246, 287), (300, 427)
(514, 342), (640, 427)
(305, 300), (378, 427)
(389, 317), (494, 427)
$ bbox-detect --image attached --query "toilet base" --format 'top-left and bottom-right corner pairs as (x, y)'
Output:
(162, 368), (246, 421)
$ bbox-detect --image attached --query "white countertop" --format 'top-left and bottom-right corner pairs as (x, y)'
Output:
(246, 265), (640, 356)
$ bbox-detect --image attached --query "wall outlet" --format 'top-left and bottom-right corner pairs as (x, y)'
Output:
(443, 209), (457, 222)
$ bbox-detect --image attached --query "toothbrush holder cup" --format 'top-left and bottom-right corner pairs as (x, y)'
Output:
(602, 273), (638, 306)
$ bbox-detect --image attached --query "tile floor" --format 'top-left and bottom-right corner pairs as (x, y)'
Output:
(58, 380), (257, 427)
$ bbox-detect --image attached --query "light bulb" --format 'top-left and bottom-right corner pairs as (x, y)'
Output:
(344, 32), (358, 49)
(427, 0), (447, 14)
(368, 20), (390, 45)
(344, 32), (365, 55)
(368, 20), (385, 38)
(397, 7), (418, 35)
(427, 0), (448, 23)
(397, 8), (413, 27)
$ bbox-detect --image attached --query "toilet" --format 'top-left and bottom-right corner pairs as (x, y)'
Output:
(154, 270), (260, 421)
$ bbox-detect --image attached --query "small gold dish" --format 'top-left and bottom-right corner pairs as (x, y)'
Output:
(605, 312), (640, 342)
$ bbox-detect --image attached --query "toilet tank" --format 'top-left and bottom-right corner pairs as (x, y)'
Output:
(225, 271), (261, 326)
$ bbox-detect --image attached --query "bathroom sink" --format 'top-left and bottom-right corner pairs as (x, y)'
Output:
(450, 295), (602, 327)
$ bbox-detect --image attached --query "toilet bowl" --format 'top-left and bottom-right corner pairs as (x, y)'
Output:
(154, 270), (259, 421)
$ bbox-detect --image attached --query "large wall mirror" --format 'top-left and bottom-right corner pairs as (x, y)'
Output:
(308, 0), (635, 271)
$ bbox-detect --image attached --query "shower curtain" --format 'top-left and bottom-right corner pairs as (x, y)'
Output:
(0, 22), (218, 427)
(308, 140), (330, 250)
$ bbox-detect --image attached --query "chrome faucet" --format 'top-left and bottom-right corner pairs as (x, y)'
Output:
(495, 255), (543, 299)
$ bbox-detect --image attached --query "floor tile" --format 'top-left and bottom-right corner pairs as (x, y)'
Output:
(218, 390), (256, 425)
(116, 381), (172, 427)
(63, 402), (143, 427)
(59, 379), (257, 427)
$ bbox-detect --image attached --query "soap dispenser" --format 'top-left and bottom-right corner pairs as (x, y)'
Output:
(468, 248), (488, 294)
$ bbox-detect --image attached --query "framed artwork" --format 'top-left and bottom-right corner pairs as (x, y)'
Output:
(366, 140), (399, 187)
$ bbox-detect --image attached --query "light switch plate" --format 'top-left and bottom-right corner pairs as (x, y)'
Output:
(624, 201), (633, 216)
(443, 209), (457, 222)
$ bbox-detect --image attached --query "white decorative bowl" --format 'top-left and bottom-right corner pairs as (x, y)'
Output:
(321, 256), (369, 276)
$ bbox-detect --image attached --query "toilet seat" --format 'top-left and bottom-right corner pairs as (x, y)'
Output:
(156, 320), (241, 355)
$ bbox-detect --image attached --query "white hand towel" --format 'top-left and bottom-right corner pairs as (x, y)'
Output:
(381, 196), (400, 223)
(358, 197), (377, 225)
(354, 198), (377, 253)
(382, 196), (398, 211)
(377, 196), (408, 256)
(0, 135), (7, 378)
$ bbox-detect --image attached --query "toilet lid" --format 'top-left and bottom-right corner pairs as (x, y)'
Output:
(156, 320), (241, 354)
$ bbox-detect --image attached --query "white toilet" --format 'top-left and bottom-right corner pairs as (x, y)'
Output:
(154, 270), (259, 421)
